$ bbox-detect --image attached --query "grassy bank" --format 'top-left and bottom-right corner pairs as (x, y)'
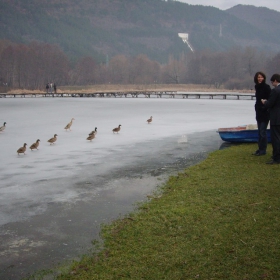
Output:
(52, 144), (279, 279)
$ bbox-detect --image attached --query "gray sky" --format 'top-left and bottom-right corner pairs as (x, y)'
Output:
(179, 1), (280, 12)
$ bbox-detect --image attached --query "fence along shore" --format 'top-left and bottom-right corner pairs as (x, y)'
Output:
(0, 91), (255, 100)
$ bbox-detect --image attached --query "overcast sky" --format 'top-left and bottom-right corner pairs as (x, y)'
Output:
(179, 1), (280, 13)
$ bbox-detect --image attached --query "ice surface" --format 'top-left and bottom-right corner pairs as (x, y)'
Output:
(0, 97), (255, 226)
(0, 96), (257, 278)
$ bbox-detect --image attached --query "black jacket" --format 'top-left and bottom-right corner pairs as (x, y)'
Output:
(264, 84), (280, 125)
(255, 82), (271, 122)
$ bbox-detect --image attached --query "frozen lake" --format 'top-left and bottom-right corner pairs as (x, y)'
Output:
(0, 97), (255, 278)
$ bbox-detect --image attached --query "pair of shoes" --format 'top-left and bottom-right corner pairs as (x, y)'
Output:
(256, 152), (266, 156)
(266, 160), (280, 164)
(252, 151), (260, 155)
(252, 151), (266, 156)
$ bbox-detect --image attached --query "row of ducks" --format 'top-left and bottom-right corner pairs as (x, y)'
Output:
(0, 117), (152, 134)
(13, 116), (153, 156)
(16, 134), (59, 155)
(16, 129), (96, 155)
(64, 117), (152, 131)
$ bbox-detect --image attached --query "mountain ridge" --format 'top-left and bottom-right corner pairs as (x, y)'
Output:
(0, 0), (279, 62)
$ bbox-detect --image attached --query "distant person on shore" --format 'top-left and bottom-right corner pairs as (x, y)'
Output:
(46, 83), (49, 93)
(261, 73), (280, 164)
(50, 83), (53, 94)
(54, 83), (57, 94)
(252, 71), (271, 156)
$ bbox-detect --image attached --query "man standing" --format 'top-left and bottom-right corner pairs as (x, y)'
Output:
(261, 73), (280, 164)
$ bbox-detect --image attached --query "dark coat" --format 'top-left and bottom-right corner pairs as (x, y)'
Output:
(254, 82), (271, 122)
(264, 84), (280, 125)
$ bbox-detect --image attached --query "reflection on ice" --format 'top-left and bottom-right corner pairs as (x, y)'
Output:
(177, 134), (188, 144)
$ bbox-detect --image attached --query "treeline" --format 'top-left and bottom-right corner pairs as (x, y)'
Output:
(0, 40), (279, 90)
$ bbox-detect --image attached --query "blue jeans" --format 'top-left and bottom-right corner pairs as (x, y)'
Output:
(257, 121), (269, 153)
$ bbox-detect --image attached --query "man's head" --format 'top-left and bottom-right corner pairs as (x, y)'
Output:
(270, 74), (280, 83)
(270, 74), (280, 86)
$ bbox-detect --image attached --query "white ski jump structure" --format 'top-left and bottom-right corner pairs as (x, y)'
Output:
(178, 33), (194, 52)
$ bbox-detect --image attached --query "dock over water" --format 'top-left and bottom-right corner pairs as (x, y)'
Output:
(0, 91), (255, 100)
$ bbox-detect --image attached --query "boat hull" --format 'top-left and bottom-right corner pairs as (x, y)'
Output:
(217, 126), (271, 143)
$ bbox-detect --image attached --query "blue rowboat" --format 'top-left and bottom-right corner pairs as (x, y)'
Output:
(217, 124), (271, 143)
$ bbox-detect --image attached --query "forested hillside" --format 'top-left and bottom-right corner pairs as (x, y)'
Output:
(0, 0), (279, 63)
(226, 5), (280, 36)
(1, 1), (280, 91)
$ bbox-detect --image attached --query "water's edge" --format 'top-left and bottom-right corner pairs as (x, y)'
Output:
(0, 130), (226, 279)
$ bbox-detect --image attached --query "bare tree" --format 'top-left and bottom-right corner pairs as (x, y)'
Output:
(161, 55), (186, 84)
(128, 54), (160, 84)
(107, 55), (130, 84)
(266, 52), (280, 77)
(71, 56), (97, 85)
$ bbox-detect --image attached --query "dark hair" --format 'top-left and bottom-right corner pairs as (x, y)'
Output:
(270, 74), (280, 83)
(254, 71), (266, 84)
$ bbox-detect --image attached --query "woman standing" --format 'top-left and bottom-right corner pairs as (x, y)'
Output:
(252, 71), (271, 156)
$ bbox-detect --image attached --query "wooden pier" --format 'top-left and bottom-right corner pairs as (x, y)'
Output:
(0, 91), (255, 100)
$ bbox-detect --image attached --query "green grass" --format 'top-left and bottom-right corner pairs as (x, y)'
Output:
(53, 144), (280, 279)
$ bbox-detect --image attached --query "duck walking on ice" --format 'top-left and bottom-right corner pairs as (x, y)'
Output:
(0, 122), (6, 132)
(17, 143), (27, 155)
(89, 127), (97, 136)
(147, 116), (153, 124)
(30, 139), (40, 150)
(112, 124), (121, 134)
(64, 118), (75, 131)
(48, 134), (58, 145)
